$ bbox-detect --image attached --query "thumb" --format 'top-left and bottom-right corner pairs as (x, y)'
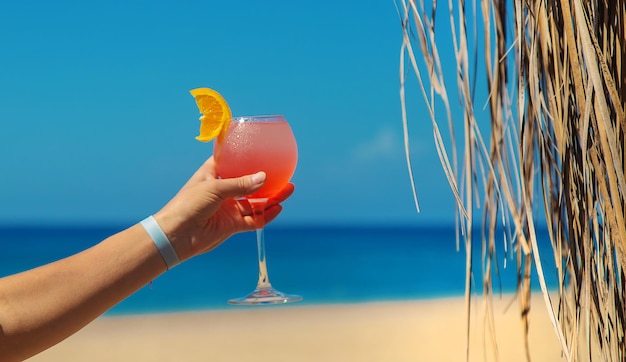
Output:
(213, 171), (266, 199)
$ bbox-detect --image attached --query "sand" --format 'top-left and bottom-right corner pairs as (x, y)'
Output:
(26, 294), (565, 362)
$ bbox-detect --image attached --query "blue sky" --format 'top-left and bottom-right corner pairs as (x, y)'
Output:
(0, 1), (469, 227)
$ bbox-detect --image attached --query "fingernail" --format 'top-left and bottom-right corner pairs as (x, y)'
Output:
(252, 171), (266, 185)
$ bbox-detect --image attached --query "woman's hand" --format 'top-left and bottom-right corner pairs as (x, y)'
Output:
(153, 156), (295, 261)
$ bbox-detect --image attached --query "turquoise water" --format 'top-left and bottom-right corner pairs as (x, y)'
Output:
(0, 224), (557, 315)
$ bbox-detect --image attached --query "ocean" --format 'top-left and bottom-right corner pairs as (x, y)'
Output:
(0, 224), (557, 316)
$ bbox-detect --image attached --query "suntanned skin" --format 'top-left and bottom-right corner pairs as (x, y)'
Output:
(0, 157), (294, 361)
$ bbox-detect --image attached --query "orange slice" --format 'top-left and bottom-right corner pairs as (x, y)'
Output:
(189, 87), (232, 142)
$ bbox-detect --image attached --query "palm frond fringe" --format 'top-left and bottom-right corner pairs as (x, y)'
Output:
(397, 0), (626, 360)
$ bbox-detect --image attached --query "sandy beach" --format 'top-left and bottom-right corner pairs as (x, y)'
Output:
(26, 294), (566, 362)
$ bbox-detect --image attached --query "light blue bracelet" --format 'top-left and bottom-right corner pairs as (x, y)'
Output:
(140, 215), (180, 270)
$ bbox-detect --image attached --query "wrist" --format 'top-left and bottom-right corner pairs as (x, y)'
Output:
(151, 211), (194, 262)
(140, 215), (180, 269)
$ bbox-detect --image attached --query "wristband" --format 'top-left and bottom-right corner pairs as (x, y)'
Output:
(140, 215), (180, 269)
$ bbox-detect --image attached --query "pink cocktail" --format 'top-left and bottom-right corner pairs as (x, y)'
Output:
(214, 115), (302, 305)
(215, 119), (297, 199)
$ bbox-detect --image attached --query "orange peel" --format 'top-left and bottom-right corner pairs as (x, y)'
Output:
(189, 87), (232, 142)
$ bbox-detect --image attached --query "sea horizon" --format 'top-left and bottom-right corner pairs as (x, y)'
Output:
(0, 223), (558, 316)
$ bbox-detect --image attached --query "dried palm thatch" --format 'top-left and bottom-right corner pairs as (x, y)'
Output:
(397, 0), (625, 360)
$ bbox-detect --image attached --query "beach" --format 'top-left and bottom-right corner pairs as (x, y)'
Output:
(6, 225), (565, 361)
(27, 294), (565, 362)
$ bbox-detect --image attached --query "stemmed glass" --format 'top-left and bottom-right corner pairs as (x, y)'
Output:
(214, 115), (302, 305)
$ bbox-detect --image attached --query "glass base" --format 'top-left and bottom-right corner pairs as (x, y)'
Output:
(228, 287), (303, 305)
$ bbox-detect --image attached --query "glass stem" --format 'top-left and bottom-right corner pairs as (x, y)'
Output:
(255, 228), (272, 289)
(249, 198), (272, 289)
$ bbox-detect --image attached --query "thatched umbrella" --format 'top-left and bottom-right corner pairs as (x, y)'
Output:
(398, 0), (625, 360)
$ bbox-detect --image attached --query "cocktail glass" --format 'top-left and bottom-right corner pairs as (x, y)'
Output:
(214, 115), (302, 305)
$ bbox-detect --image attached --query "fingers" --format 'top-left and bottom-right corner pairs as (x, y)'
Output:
(186, 157), (293, 205)
(212, 172), (266, 199)
(234, 182), (294, 217)
(230, 202), (282, 231)
(264, 204), (284, 224)
(268, 182), (295, 207)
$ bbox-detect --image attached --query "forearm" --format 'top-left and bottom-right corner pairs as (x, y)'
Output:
(0, 223), (167, 361)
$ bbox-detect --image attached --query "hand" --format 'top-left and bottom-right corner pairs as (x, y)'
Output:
(153, 156), (294, 261)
